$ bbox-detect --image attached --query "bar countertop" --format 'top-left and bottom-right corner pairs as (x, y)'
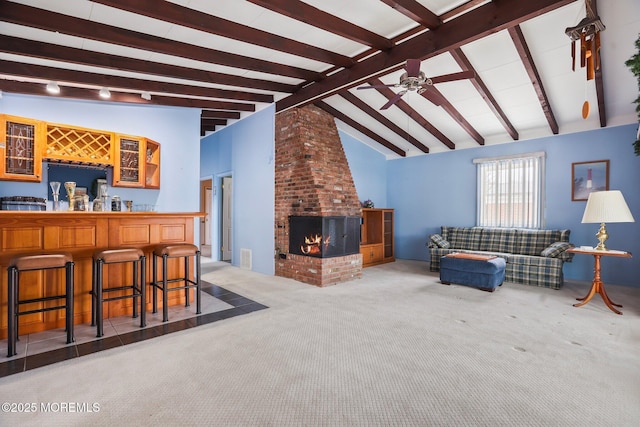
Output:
(0, 210), (204, 218)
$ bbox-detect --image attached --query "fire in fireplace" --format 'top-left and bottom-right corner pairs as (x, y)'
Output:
(289, 216), (360, 258)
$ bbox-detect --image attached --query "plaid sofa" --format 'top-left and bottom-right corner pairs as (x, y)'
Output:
(427, 226), (574, 289)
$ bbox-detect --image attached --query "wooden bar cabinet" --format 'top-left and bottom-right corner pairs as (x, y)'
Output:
(0, 211), (202, 339)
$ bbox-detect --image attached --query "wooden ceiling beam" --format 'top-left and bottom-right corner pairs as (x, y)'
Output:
(201, 124), (217, 136)
(0, 80), (256, 111)
(246, 0), (394, 51)
(201, 118), (228, 126)
(0, 35), (297, 94)
(315, 101), (406, 157)
(380, 0), (441, 29)
(450, 48), (519, 140)
(0, 1), (322, 81)
(201, 110), (242, 120)
(440, 0), (491, 22)
(594, 65), (606, 127)
(91, 0), (353, 68)
(0, 60), (274, 103)
(591, 0), (607, 127)
(367, 78), (455, 150)
(422, 87), (485, 145)
(277, 0), (574, 111)
(340, 90), (429, 153)
(509, 25), (559, 134)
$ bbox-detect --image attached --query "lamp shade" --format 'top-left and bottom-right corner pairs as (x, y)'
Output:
(581, 190), (635, 223)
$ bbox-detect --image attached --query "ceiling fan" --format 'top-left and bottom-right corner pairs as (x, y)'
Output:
(357, 59), (475, 110)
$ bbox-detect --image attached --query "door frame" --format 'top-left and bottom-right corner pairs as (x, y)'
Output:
(199, 177), (212, 257)
(220, 175), (232, 261)
(209, 171), (232, 262)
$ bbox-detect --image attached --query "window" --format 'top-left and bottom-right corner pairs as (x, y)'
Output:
(474, 152), (545, 228)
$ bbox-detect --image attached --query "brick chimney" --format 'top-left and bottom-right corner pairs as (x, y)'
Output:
(274, 105), (362, 286)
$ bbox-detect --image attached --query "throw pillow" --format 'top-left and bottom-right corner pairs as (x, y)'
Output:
(541, 241), (573, 258)
(430, 234), (450, 249)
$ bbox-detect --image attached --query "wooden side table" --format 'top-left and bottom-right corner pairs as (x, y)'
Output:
(567, 247), (632, 315)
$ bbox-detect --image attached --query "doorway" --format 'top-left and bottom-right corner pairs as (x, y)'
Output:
(199, 179), (212, 257)
(221, 176), (232, 261)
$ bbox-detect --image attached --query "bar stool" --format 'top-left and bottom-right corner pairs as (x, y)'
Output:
(91, 248), (146, 337)
(150, 244), (201, 322)
(7, 253), (74, 357)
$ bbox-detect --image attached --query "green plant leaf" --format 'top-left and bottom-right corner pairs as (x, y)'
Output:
(626, 34), (640, 156)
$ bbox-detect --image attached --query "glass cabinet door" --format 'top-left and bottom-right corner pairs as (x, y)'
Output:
(0, 115), (43, 182)
(113, 135), (144, 187)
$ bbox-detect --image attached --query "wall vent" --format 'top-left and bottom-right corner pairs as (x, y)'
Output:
(240, 248), (252, 270)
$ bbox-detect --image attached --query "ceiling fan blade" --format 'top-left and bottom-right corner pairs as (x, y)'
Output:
(405, 59), (421, 78)
(421, 89), (447, 106)
(428, 70), (475, 84)
(357, 84), (398, 89)
(381, 90), (406, 110)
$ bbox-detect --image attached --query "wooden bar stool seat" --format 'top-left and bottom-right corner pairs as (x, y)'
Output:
(92, 248), (146, 337)
(7, 252), (74, 357)
(150, 243), (201, 322)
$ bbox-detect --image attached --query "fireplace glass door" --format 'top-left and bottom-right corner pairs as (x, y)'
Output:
(289, 216), (360, 258)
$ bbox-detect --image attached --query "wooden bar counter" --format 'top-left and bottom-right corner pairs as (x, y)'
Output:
(0, 211), (203, 339)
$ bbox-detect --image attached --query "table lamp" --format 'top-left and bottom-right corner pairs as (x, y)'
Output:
(581, 190), (635, 251)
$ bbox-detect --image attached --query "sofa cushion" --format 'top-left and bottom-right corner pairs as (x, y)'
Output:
(506, 261), (564, 289)
(541, 241), (574, 258)
(429, 234), (450, 248)
(516, 229), (565, 256)
(442, 226), (482, 250)
(508, 253), (563, 268)
(479, 228), (518, 253)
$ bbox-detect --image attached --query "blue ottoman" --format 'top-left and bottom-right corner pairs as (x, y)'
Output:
(440, 254), (506, 292)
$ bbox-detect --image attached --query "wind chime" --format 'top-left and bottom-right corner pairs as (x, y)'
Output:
(565, 0), (605, 118)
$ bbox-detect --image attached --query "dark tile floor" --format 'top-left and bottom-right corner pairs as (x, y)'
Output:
(0, 279), (268, 378)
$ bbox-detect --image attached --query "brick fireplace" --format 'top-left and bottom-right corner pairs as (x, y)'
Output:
(275, 105), (362, 287)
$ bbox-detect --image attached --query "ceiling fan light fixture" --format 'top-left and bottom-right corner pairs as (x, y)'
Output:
(46, 81), (60, 94)
(99, 87), (111, 98)
(357, 59), (473, 110)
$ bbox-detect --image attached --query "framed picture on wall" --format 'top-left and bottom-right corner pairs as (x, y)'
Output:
(572, 160), (609, 201)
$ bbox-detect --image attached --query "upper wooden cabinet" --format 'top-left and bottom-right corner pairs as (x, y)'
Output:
(1, 114), (160, 188)
(144, 139), (160, 189)
(113, 134), (145, 188)
(0, 115), (44, 182)
(113, 137), (160, 189)
(45, 122), (113, 165)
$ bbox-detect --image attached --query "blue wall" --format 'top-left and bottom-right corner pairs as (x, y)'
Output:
(0, 93), (202, 239)
(200, 106), (275, 275)
(384, 124), (640, 287)
(339, 130), (388, 208)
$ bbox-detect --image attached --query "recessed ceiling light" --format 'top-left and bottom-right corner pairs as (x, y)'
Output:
(99, 87), (111, 98)
(46, 81), (60, 94)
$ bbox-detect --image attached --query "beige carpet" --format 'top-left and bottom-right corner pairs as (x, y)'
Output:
(1, 259), (639, 426)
